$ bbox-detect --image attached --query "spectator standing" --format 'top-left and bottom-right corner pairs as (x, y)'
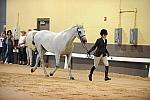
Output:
(2, 31), (7, 63)
(5, 30), (14, 64)
(0, 33), (4, 63)
(18, 31), (27, 65)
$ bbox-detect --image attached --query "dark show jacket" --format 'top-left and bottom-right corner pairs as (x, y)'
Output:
(88, 38), (109, 57)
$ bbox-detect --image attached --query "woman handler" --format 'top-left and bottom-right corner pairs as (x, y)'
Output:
(87, 29), (111, 81)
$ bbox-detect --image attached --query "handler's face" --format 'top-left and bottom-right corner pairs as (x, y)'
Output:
(103, 34), (107, 39)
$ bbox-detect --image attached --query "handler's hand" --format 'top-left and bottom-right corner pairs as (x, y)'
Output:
(87, 51), (90, 55)
(107, 52), (110, 57)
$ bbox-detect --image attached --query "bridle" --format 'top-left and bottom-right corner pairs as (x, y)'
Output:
(77, 27), (86, 42)
(77, 27), (92, 58)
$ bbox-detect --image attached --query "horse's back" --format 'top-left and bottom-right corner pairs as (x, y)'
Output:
(34, 30), (56, 52)
(34, 30), (56, 41)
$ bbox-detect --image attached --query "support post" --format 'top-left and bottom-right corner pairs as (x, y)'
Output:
(148, 65), (150, 77)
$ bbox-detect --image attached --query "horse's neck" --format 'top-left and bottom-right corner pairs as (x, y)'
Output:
(62, 27), (76, 44)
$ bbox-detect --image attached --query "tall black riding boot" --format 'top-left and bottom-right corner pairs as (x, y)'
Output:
(104, 66), (111, 81)
(88, 66), (96, 81)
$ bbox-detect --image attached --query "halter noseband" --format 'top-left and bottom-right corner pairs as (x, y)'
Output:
(76, 27), (91, 58)
(77, 27), (85, 41)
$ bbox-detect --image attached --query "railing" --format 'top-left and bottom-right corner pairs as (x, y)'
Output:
(45, 52), (150, 77)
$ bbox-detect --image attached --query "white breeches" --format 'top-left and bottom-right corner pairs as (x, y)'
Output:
(94, 55), (109, 68)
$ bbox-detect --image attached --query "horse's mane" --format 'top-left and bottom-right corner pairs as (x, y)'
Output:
(60, 25), (83, 34)
(60, 27), (72, 33)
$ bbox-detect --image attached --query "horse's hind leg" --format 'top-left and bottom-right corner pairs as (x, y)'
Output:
(40, 46), (49, 77)
(50, 54), (60, 76)
(26, 47), (30, 66)
(31, 45), (48, 77)
(31, 53), (40, 72)
(67, 53), (74, 80)
(27, 48), (33, 66)
(29, 48), (33, 66)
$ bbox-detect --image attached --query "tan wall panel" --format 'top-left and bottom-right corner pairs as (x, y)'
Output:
(6, 0), (150, 45)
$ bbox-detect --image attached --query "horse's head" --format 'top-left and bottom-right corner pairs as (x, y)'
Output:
(75, 25), (87, 44)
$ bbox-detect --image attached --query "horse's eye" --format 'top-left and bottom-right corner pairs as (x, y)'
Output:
(78, 31), (81, 34)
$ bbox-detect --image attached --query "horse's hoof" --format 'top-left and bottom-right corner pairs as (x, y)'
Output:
(45, 75), (49, 77)
(88, 74), (92, 81)
(30, 65), (34, 67)
(31, 68), (34, 73)
(50, 73), (53, 76)
(70, 77), (75, 80)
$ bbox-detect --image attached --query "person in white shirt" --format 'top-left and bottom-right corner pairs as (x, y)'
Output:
(18, 31), (27, 65)
(0, 33), (4, 62)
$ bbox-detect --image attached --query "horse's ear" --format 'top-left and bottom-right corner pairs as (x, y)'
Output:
(75, 24), (79, 28)
(78, 25), (83, 29)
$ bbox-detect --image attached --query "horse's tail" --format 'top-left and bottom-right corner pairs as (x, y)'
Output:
(32, 33), (36, 46)
(31, 31), (38, 51)
(26, 30), (38, 51)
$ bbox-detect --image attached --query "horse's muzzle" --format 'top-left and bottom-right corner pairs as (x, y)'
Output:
(81, 38), (87, 44)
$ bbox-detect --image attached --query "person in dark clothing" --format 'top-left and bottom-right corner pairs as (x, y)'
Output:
(1, 31), (7, 63)
(5, 30), (14, 64)
(0, 33), (4, 62)
(87, 29), (111, 81)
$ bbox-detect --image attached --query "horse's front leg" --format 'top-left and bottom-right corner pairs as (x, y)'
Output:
(64, 55), (68, 69)
(50, 54), (60, 76)
(67, 53), (74, 80)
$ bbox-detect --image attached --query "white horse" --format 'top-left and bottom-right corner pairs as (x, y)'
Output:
(26, 30), (37, 66)
(31, 25), (87, 80)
